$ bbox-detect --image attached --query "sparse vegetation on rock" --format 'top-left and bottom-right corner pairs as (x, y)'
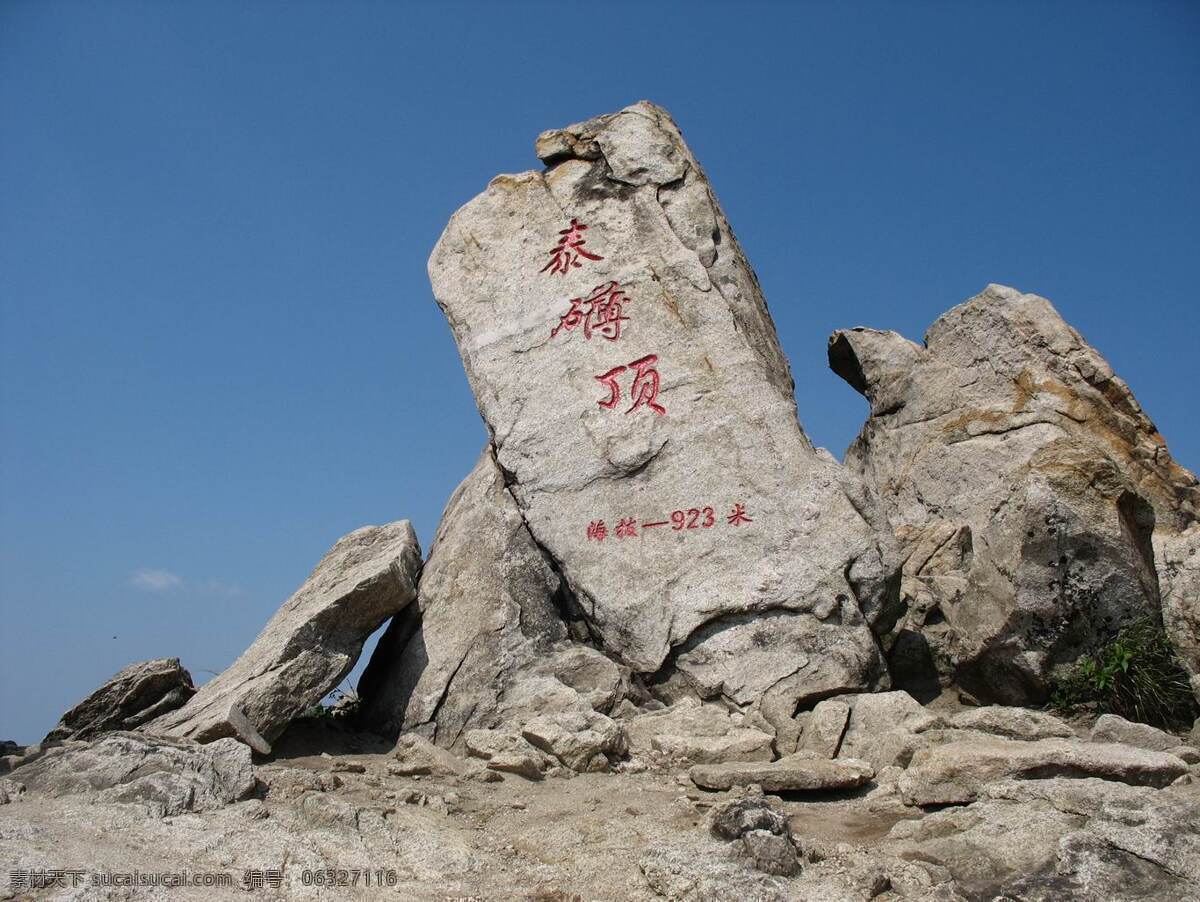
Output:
(1050, 618), (1198, 729)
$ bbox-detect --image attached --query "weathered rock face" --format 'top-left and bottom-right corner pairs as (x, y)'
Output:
(888, 778), (1200, 901)
(897, 737), (1188, 806)
(624, 697), (775, 766)
(1089, 713), (1181, 752)
(689, 754), (875, 792)
(358, 449), (625, 760)
(147, 522), (421, 749)
(11, 732), (255, 816)
(1157, 524), (1200, 699)
(44, 657), (194, 742)
(416, 100), (893, 738)
(830, 284), (1200, 703)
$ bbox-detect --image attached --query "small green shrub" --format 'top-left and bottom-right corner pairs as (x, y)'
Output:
(1050, 618), (1198, 730)
(299, 686), (361, 722)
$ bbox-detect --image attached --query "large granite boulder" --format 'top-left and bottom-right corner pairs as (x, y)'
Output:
(44, 657), (194, 742)
(830, 284), (1200, 703)
(401, 100), (894, 739)
(147, 522), (421, 751)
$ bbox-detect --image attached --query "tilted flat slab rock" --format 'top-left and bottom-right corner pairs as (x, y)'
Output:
(147, 522), (420, 748)
(11, 731), (255, 816)
(424, 100), (893, 734)
(830, 284), (1200, 703)
(44, 657), (194, 742)
(897, 737), (1189, 806)
(689, 753), (875, 792)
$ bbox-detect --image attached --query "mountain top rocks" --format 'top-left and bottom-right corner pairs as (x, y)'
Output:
(12, 100), (1200, 900)
(623, 697), (775, 766)
(393, 99), (896, 752)
(10, 731), (255, 817)
(146, 522), (421, 752)
(42, 657), (194, 743)
(830, 285), (1200, 706)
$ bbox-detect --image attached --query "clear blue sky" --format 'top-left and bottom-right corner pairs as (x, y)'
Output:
(2, 1), (1197, 743)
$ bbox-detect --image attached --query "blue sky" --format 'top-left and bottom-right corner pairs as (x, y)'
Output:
(2, 1), (1197, 743)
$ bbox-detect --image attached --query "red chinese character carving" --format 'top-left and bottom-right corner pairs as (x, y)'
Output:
(551, 281), (630, 342)
(586, 519), (608, 541)
(626, 354), (666, 416)
(595, 365), (626, 410)
(727, 503), (752, 525)
(540, 218), (603, 276)
(594, 355), (668, 415)
(616, 517), (638, 538)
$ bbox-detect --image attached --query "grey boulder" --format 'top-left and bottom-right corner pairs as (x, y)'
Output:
(740, 829), (801, 877)
(463, 728), (551, 780)
(10, 731), (255, 816)
(520, 709), (627, 772)
(888, 777), (1200, 900)
(390, 733), (466, 778)
(147, 522), (421, 750)
(833, 690), (943, 770)
(796, 698), (851, 758)
(44, 657), (194, 742)
(708, 794), (789, 840)
(947, 705), (1075, 742)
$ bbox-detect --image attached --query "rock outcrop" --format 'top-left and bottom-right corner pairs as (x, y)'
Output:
(9, 99), (1200, 902)
(897, 737), (1189, 806)
(44, 657), (194, 742)
(358, 449), (627, 767)
(147, 522), (421, 751)
(830, 284), (1200, 703)
(11, 731), (255, 816)
(362, 100), (896, 747)
(623, 697), (775, 766)
(1157, 524), (1200, 698)
(888, 777), (1200, 900)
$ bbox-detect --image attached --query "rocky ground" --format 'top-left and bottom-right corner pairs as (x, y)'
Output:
(3, 697), (1200, 901)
